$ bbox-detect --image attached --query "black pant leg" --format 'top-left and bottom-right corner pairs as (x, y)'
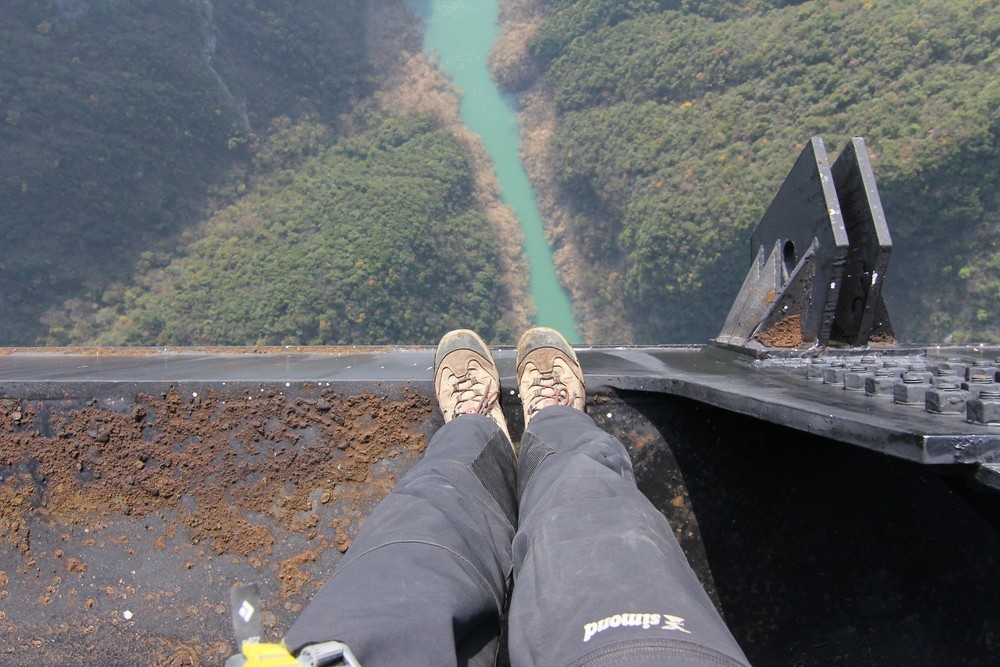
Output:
(284, 415), (517, 667)
(508, 406), (750, 667)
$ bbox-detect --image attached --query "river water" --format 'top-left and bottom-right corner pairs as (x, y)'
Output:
(409, 0), (581, 343)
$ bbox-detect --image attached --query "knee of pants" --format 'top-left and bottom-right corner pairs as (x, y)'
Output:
(577, 436), (632, 476)
(543, 431), (633, 480)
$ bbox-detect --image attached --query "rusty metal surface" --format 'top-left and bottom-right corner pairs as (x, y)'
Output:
(1, 381), (436, 665)
(2, 344), (998, 465)
(2, 346), (999, 665)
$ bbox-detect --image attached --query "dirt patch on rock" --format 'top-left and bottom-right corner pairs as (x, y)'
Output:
(278, 550), (318, 600)
(0, 384), (434, 664)
(754, 315), (804, 348)
(869, 333), (896, 345)
(0, 475), (35, 556)
(0, 387), (431, 557)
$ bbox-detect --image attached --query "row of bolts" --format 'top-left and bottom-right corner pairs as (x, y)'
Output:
(806, 357), (1000, 426)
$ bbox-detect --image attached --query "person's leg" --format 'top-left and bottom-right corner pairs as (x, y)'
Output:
(284, 331), (517, 666)
(507, 328), (750, 667)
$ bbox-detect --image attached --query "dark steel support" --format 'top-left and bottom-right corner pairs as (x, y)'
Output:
(976, 463), (1000, 492)
(829, 138), (894, 346)
(713, 136), (894, 354)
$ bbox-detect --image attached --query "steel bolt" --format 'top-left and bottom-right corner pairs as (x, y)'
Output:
(866, 368), (899, 397)
(967, 389), (1000, 425)
(966, 361), (998, 382)
(925, 383), (969, 415)
(964, 374), (997, 398)
(844, 366), (873, 391)
(823, 363), (847, 385)
(939, 357), (967, 372)
(940, 363), (969, 379)
(894, 372), (932, 405)
(907, 362), (933, 383)
(932, 368), (961, 387)
(860, 355), (880, 371)
(806, 361), (829, 380)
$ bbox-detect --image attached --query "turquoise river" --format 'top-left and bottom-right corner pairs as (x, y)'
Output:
(409, 0), (581, 343)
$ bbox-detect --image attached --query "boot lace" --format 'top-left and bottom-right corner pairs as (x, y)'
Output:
(448, 372), (499, 420)
(525, 369), (579, 416)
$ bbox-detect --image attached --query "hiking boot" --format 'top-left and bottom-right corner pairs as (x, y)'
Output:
(516, 327), (585, 424)
(434, 329), (511, 442)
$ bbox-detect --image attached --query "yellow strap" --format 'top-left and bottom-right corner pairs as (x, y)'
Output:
(242, 642), (300, 667)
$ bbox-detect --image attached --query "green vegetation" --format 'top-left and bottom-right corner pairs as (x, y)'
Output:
(46, 114), (513, 345)
(0, 0), (368, 344)
(4, 0), (996, 346)
(535, 0), (999, 342)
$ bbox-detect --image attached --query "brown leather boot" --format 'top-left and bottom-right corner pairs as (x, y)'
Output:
(434, 329), (511, 443)
(515, 327), (586, 425)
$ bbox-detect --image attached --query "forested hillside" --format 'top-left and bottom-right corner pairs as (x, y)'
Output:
(531, 0), (998, 343)
(45, 114), (513, 345)
(3, 0), (996, 346)
(1, 0), (375, 344)
(2, 0), (522, 346)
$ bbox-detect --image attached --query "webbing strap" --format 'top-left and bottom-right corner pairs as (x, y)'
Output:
(516, 430), (555, 500)
(469, 429), (518, 528)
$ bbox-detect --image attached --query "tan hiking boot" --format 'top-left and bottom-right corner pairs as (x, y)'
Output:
(434, 329), (511, 442)
(516, 327), (586, 424)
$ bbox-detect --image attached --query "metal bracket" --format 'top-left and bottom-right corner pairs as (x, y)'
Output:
(713, 137), (894, 355)
(975, 463), (1000, 493)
